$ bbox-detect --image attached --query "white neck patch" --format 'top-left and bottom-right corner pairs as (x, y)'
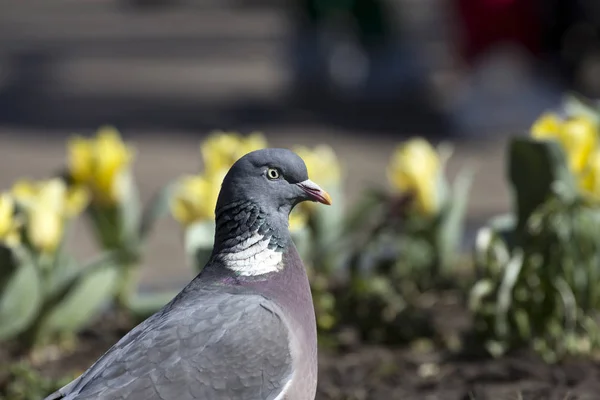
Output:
(217, 232), (283, 276)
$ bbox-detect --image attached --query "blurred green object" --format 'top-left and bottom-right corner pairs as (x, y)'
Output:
(0, 127), (181, 351)
(64, 128), (178, 316)
(0, 176), (124, 350)
(471, 137), (600, 362)
(509, 137), (577, 230)
(184, 220), (216, 273)
(0, 229), (119, 350)
(564, 93), (600, 126)
(298, 180), (346, 334)
(0, 248), (41, 341)
(329, 139), (473, 344)
(0, 362), (75, 400)
(82, 177), (176, 313)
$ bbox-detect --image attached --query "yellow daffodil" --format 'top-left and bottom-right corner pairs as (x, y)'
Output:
(291, 144), (341, 223)
(64, 186), (91, 218)
(0, 193), (21, 247)
(170, 172), (224, 226)
(29, 211), (63, 254)
(11, 179), (89, 254)
(531, 113), (597, 174)
(200, 131), (267, 176)
(12, 179), (89, 218)
(558, 117), (597, 174)
(67, 126), (134, 205)
(580, 149), (600, 201)
(531, 112), (562, 140)
(387, 138), (442, 216)
(293, 145), (341, 186)
(68, 137), (94, 184)
(174, 130), (267, 227)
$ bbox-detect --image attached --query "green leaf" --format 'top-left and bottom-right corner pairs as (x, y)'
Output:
(139, 181), (177, 241)
(45, 252), (79, 299)
(437, 166), (473, 273)
(487, 214), (517, 248)
(311, 183), (345, 273)
(474, 214), (516, 278)
(86, 170), (142, 254)
(291, 227), (312, 262)
(508, 137), (576, 231)
(564, 93), (600, 124)
(469, 279), (494, 312)
(314, 183), (344, 242)
(514, 307), (531, 339)
(86, 205), (121, 250)
(342, 188), (386, 234)
(185, 221), (215, 272)
(118, 170), (142, 248)
(0, 261), (42, 340)
(436, 141), (454, 205)
(486, 340), (507, 358)
(474, 226), (493, 270)
(554, 277), (577, 335)
(0, 245), (18, 293)
(42, 263), (119, 335)
(127, 290), (179, 320)
(495, 249), (524, 339)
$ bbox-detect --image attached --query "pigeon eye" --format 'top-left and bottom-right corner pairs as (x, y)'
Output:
(267, 168), (281, 180)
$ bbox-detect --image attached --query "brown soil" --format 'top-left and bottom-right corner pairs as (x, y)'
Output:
(318, 346), (600, 400)
(2, 303), (600, 400)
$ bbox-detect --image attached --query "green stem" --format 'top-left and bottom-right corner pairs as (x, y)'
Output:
(115, 265), (138, 311)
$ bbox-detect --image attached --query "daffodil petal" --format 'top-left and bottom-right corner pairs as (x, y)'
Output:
(170, 172), (224, 226)
(580, 149), (600, 202)
(559, 116), (597, 173)
(0, 193), (15, 239)
(11, 179), (38, 206)
(67, 127), (134, 206)
(38, 179), (68, 212)
(93, 127), (134, 204)
(67, 136), (94, 183)
(531, 112), (562, 140)
(293, 144), (341, 187)
(387, 138), (442, 215)
(9, 178), (88, 253)
(65, 186), (90, 217)
(28, 207), (63, 254)
(200, 131), (268, 176)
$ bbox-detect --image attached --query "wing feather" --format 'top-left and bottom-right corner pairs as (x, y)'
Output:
(46, 289), (293, 400)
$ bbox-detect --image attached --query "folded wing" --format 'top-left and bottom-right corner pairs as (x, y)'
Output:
(47, 290), (293, 400)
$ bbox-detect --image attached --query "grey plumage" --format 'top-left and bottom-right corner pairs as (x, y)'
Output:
(44, 148), (331, 400)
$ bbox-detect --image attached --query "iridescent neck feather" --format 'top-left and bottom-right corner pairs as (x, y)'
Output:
(211, 200), (290, 277)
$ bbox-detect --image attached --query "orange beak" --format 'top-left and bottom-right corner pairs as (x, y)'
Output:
(297, 179), (332, 205)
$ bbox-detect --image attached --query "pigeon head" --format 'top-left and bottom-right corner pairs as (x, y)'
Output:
(216, 148), (332, 217)
(210, 148), (332, 277)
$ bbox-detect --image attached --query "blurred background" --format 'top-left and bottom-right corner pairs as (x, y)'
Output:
(1, 0), (600, 290)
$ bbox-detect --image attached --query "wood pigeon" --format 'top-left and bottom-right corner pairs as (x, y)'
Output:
(44, 148), (332, 400)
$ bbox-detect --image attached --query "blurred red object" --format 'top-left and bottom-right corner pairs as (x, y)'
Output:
(455, 0), (541, 64)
